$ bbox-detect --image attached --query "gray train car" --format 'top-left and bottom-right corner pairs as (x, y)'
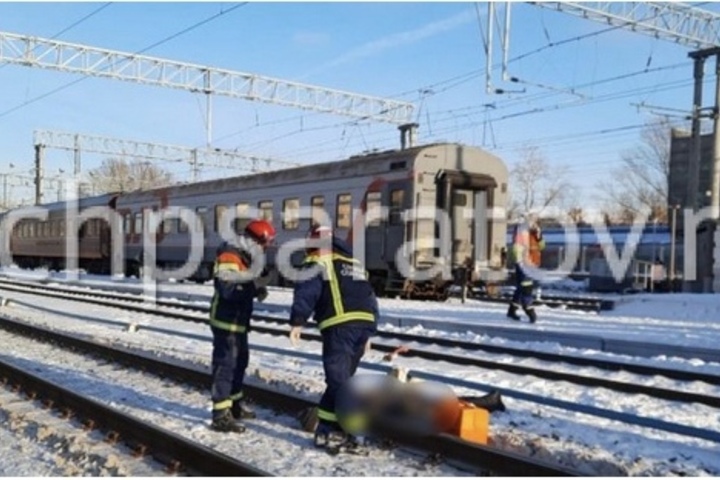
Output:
(116, 142), (509, 299)
(8, 194), (119, 272)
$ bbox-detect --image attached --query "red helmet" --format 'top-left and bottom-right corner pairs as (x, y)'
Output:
(245, 219), (276, 246)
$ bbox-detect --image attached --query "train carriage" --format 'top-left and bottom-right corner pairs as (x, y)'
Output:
(115, 142), (508, 298)
(6, 142), (509, 300)
(8, 194), (118, 272)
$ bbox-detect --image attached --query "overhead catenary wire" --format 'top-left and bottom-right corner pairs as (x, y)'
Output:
(0, 3), (248, 120)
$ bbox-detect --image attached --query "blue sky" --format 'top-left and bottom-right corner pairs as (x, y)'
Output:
(0, 1), (716, 208)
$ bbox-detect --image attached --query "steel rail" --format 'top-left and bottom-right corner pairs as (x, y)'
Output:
(472, 292), (615, 312)
(0, 356), (270, 476)
(2, 281), (720, 404)
(0, 314), (578, 477)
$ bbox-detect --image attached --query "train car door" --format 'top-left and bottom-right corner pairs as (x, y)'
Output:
(384, 182), (407, 268)
(452, 189), (474, 267)
(363, 190), (385, 270)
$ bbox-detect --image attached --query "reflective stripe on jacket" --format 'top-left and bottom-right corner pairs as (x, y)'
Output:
(209, 241), (257, 332)
(290, 239), (378, 331)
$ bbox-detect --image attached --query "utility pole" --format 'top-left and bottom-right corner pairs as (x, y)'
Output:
(34, 143), (44, 205)
(73, 133), (81, 177)
(670, 205), (678, 291)
(687, 53), (707, 212)
(713, 54), (720, 221)
(685, 47), (720, 292)
(0, 173), (7, 209)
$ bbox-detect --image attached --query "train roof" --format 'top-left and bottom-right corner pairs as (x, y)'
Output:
(6, 193), (117, 214)
(116, 142), (503, 202)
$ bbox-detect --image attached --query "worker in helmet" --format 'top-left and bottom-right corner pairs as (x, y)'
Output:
(507, 219), (544, 323)
(288, 224), (378, 450)
(209, 218), (276, 433)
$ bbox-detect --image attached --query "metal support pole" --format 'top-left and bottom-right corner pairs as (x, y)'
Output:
(1, 174), (7, 209)
(206, 91), (213, 149)
(191, 149), (199, 183)
(502, 2), (511, 81)
(688, 56), (705, 212)
(711, 53), (720, 221)
(34, 144), (44, 205)
(485, 3), (494, 94)
(74, 133), (81, 177)
(670, 205), (677, 291)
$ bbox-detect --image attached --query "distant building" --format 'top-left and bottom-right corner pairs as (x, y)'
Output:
(668, 128), (715, 215)
(668, 128), (719, 292)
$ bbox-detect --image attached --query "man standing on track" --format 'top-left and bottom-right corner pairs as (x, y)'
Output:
(288, 225), (378, 449)
(209, 219), (276, 433)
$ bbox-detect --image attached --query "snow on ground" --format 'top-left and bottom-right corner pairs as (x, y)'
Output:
(2, 267), (720, 474)
(0, 279), (719, 475)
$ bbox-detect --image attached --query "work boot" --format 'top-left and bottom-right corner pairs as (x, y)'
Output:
(524, 306), (537, 324)
(231, 401), (257, 420)
(464, 390), (506, 413)
(211, 409), (246, 433)
(313, 421), (344, 448)
(506, 304), (521, 321)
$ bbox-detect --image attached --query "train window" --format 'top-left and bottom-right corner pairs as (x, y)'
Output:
(311, 196), (325, 226)
(178, 217), (189, 233)
(51, 220), (58, 237)
(258, 201), (273, 222)
(234, 203), (250, 234)
(336, 194), (351, 229)
(161, 218), (175, 234)
(366, 192), (382, 227)
(196, 207), (208, 232)
(390, 189), (404, 225)
(453, 192), (467, 207)
(59, 219), (65, 236)
(123, 213), (131, 234)
(283, 198), (300, 230)
(215, 205), (228, 233)
(134, 212), (143, 234)
(390, 161), (406, 170)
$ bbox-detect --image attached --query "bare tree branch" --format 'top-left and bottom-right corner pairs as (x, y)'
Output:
(508, 145), (576, 221)
(88, 158), (174, 194)
(598, 119), (671, 223)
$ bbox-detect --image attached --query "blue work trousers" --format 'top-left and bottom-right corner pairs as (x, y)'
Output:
(512, 264), (535, 308)
(210, 327), (249, 409)
(319, 324), (375, 428)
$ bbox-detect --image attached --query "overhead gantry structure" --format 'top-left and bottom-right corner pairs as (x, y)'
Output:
(530, 2), (720, 49)
(485, 2), (720, 93)
(0, 31), (414, 126)
(0, 29), (414, 203)
(31, 130), (300, 202)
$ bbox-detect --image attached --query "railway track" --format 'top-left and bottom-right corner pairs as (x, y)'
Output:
(0, 315), (578, 476)
(3, 280), (720, 446)
(1, 279), (719, 406)
(471, 291), (615, 312)
(1, 277), (715, 364)
(0, 351), (270, 475)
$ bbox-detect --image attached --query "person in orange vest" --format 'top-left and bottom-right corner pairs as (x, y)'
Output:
(209, 219), (276, 433)
(507, 220), (544, 323)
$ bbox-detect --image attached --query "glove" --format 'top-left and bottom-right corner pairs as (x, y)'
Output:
(289, 326), (303, 347)
(253, 267), (273, 289)
(255, 286), (268, 302)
